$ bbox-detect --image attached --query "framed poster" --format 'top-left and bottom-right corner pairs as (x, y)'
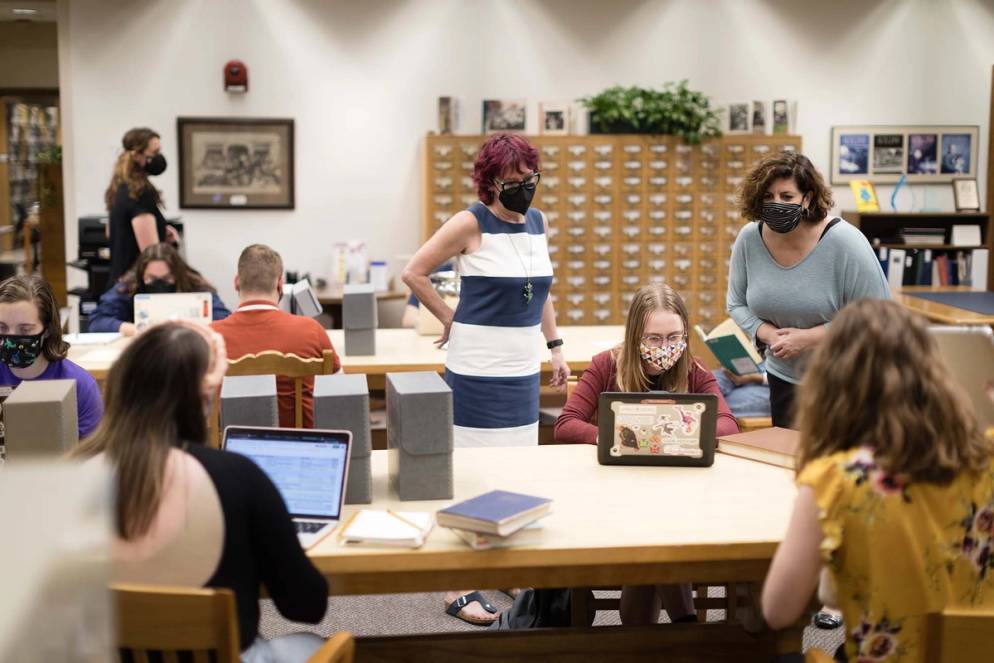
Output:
(177, 117), (294, 209)
(482, 99), (526, 133)
(830, 125), (978, 184)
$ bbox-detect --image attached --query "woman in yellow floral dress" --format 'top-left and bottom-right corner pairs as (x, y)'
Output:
(761, 299), (994, 662)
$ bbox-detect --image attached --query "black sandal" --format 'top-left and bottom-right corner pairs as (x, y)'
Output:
(445, 591), (498, 626)
(813, 610), (842, 630)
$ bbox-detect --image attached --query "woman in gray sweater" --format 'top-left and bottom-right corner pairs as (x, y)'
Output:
(726, 152), (890, 427)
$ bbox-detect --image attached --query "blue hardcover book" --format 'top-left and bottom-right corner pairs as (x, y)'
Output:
(436, 490), (552, 536)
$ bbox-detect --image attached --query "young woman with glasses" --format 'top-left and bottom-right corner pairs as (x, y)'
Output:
(555, 282), (738, 626)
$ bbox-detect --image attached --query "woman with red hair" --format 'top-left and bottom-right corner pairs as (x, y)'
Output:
(403, 133), (569, 625)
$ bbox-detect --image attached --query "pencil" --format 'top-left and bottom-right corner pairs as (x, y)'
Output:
(387, 509), (423, 531)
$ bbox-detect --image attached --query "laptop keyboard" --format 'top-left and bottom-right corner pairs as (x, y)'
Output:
(295, 520), (328, 534)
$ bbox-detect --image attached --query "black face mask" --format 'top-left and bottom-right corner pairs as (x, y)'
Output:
(140, 278), (177, 294)
(498, 182), (537, 215)
(144, 153), (167, 176)
(0, 332), (45, 369)
(760, 201), (806, 234)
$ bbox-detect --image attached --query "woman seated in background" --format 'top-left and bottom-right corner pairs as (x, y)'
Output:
(0, 274), (103, 438)
(762, 300), (994, 662)
(88, 243), (230, 335)
(71, 322), (329, 662)
(555, 282), (738, 626)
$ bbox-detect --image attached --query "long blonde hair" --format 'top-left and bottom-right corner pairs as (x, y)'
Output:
(70, 324), (211, 539)
(796, 299), (993, 483)
(104, 127), (161, 212)
(613, 283), (691, 392)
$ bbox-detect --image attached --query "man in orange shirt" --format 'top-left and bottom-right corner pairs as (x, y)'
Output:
(211, 244), (340, 427)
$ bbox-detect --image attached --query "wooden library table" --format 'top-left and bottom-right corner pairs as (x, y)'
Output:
(68, 326), (625, 387)
(308, 445), (799, 662)
(896, 286), (994, 326)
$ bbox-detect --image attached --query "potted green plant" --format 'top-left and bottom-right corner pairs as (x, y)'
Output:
(579, 80), (722, 144)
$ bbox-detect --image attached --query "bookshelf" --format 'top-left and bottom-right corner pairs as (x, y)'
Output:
(841, 211), (992, 289)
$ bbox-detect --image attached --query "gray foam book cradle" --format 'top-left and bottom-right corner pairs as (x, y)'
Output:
(386, 371), (453, 501)
(219, 374), (279, 430)
(313, 373), (372, 504)
(343, 284), (377, 356)
(3, 379), (79, 458)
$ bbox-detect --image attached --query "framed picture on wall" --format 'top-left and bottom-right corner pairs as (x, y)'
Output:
(539, 102), (570, 136)
(830, 125), (978, 184)
(482, 99), (526, 133)
(177, 117), (294, 209)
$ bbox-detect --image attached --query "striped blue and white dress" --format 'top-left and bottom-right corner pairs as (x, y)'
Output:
(444, 202), (554, 447)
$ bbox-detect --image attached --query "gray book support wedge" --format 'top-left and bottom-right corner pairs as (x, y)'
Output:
(343, 284), (377, 356)
(313, 373), (372, 504)
(219, 375), (279, 431)
(3, 379), (79, 458)
(386, 371), (453, 500)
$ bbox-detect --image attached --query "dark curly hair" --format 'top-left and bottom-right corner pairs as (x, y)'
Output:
(737, 151), (833, 222)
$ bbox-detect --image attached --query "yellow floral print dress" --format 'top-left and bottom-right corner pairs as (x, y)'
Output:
(798, 447), (994, 662)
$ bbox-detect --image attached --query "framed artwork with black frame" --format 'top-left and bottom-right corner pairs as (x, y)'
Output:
(177, 117), (294, 209)
(830, 124), (979, 184)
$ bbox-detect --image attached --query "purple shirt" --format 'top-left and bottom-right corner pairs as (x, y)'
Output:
(0, 358), (104, 437)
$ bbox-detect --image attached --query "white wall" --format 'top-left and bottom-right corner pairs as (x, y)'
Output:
(57, 0), (994, 307)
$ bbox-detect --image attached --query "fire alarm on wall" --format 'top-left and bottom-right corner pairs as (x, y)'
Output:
(224, 60), (248, 93)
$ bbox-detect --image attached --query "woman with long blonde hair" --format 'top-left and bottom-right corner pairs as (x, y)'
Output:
(104, 127), (178, 281)
(555, 282), (739, 625)
(71, 322), (329, 661)
(762, 300), (994, 661)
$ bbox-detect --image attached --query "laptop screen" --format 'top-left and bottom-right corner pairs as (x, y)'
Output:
(223, 428), (351, 520)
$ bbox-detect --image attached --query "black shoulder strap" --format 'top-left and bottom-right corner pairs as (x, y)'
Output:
(819, 217), (842, 242)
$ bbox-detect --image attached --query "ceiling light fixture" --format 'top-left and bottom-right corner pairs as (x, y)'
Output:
(12, 8), (39, 14)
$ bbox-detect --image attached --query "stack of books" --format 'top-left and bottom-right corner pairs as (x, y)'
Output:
(717, 427), (799, 470)
(898, 227), (946, 246)
(436, 490), (552, 550)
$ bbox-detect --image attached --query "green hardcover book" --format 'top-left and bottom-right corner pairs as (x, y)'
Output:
(694, 319), (764, 376)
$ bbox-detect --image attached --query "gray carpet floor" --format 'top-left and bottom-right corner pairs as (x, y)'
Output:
(259, 588), (846, 655)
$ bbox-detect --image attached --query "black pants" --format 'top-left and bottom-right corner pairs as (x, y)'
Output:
(768, 373), (797, 428)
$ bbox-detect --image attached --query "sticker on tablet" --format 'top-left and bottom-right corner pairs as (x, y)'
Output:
(609, 401), (705, 458)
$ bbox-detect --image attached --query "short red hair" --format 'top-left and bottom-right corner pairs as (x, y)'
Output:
(472, 133), (540, 205)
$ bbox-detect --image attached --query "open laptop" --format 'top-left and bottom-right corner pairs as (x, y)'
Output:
(133, 292), (212, 331)
(222, 426), (352, 548)
(930, 325), (994, 430)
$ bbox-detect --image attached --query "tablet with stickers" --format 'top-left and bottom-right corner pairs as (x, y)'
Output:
(596, 392), (718, 467)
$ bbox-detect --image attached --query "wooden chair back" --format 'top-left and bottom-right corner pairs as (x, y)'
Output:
(924, 607), (994, 662)
(113, 584), (240, 663)
(565, 375), (579, 400)
(306, 632), (355, 663)
(207, 349), (338, 445)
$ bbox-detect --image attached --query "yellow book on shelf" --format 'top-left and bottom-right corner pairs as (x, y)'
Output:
(850, 180), (879, 212)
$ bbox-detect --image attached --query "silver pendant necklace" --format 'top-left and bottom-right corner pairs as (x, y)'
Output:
(507, 231), (534, 304)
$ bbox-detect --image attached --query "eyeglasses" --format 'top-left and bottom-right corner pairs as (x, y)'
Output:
(641, 333), (686, 348)
(494, 172), (541, 194)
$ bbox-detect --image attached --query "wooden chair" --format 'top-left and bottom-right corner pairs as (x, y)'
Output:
(207, 349), (338, 445)
(924, 607), (994, 662)
(113, 583), (355, 663)
(114, 583), (241, 662)
(308, 632), (356, 663)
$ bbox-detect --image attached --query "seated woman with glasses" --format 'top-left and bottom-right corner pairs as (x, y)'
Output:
(555, 282), (738, 625)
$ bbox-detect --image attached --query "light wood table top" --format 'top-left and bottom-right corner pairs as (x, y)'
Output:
(315, 287), (407, 306)
(308, 445), (796, 595)
(68, 325), (625, 382)
(895, 286), (994, 326)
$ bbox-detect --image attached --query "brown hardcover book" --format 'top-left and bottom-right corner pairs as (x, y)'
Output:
(717, 427), (799, 469)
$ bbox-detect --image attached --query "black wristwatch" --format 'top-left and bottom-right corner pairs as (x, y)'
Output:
(546, 338), (564, 350)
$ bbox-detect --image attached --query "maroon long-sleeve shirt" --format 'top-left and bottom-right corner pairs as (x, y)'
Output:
(554, 350), (740, 445)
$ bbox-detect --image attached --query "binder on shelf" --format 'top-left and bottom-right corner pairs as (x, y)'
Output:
(970, 249), (989, 291)
(887, 248), (906, 290)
